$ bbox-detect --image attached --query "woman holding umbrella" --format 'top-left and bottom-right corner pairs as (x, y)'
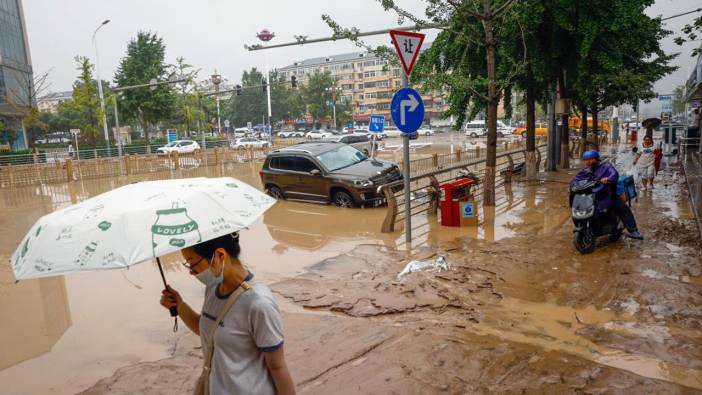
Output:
(161, 232), (295, 394)
(160, 232), (296, 395)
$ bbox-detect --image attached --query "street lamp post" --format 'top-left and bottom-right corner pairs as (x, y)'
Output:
(257, 29), (275, 142)
(211, 71), (222, 137)
(326, 87), (338, 130)
(92, 19), (111, 156)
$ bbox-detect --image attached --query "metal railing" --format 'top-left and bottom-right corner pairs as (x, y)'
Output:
(0, 138), (313, 187)
(377, 144), (548, 233)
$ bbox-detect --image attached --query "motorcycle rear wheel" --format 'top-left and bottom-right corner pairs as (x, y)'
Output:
(574, 230), (596, 254)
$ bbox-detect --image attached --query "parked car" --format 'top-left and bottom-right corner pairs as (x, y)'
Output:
(513, 122), (548, 137)
(278, 130), (305, 138)
(322, 134), (374, 156)
(352, 129), (386, 141)
(417, 128), (435, 136)
(260, 142), (402, 207)
(383, 127), (403, 138)
(306, 129), (334, 139)
(156, 140), (201, 155)
(464, 120), (509, 137)
(233, 127), (251, 138)
(464, 121), (487, 138)
(342, 126), (355, 134)
(230, 137), (270, 150)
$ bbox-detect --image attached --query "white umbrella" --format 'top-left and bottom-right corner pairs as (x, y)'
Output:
(11, 177), (275, 281)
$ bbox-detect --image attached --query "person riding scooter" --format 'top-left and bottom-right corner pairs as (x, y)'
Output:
(571, 150), (643, 240)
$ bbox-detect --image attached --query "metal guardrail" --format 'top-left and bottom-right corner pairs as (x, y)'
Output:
(377, 143), (547, 233)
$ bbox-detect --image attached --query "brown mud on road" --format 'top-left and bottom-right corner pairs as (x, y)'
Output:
(78, 160), (702, 394)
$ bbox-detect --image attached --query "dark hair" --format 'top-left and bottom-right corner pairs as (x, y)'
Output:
(191, 232), (241, 260)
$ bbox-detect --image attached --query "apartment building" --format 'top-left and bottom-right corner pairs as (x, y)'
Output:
(277, 51), (450, 127)
(37, 91), (72, 113)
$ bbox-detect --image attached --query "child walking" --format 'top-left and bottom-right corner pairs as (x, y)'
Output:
(633, 135), (657, 190)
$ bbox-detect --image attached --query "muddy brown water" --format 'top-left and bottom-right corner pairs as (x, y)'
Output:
(0, 138), (534, 394)
(2, 145), (701, 393)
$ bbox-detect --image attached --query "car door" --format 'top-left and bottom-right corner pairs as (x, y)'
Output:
(293, 156), (328, 201)
(269, 156), (301, 197)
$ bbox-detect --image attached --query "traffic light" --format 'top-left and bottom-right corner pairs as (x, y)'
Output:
(262, 79), (267, 92)
(291, 76), (297, 88)
(235, 84), (242, 96)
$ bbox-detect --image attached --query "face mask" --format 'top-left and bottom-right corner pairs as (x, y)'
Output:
(195, 269), (216, 286)
(210, 252), (225, 284)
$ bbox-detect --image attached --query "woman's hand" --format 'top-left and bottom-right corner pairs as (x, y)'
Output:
(160, 285), (182, 311)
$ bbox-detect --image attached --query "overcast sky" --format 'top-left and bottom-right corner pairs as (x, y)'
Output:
(22, 0), (702, 97)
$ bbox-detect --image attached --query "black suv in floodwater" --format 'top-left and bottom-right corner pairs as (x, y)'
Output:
(260, 142), (402, 207)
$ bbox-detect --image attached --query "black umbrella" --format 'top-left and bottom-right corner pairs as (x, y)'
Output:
(642, 118), (661, 129)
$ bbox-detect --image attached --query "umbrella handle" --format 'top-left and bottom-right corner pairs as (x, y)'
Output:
(156, 257), (179, 318)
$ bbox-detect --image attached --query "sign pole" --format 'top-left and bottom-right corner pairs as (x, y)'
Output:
(389, 29), (425, 246)
(401, 73), (412, 244)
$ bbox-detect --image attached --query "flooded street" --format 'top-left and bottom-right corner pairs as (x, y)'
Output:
(1, 144), (701, 394)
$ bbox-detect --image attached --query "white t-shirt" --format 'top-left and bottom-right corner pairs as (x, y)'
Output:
(200, 273), (284, 395)
(637, 141), (658, 169)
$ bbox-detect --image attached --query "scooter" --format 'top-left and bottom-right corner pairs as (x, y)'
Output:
(570, 178), (624, 254)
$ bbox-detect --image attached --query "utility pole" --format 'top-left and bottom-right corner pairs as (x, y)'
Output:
(92, 19), (111, 155)
(211, 71), (222, 137)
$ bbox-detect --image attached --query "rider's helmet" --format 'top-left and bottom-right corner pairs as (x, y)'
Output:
(582, 150), (600, 160)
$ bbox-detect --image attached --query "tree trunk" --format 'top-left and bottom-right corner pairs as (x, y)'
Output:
(580, 103), (588, 141)
(558, 72), (570, 169)
(591, 109), (599, 150)
(525, 68), (537, 180)
(141, 115), (151, 154)
(483, 0), (497, 207)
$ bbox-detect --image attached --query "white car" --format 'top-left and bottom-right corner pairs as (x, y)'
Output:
(233, 128), (251, 138)
(157, 140), (201, 155)
(230, 138), (270, 150)
(383, 128), (403, 138)
(464, 120), (487, 138)
(306, 130), (334, 139)
(417, 128), (435, 136)
(342, 127), (355, 134)
(278, 130), (305, 138)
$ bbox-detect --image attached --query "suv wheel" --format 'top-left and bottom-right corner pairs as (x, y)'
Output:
(521, 131), (527, 139)
(332, 190), (354, 208)
(267, 185), (284, 200)
(470, 132), (478, 138)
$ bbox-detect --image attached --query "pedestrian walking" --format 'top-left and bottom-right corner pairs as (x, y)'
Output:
(633, 135), (658, 190)
(160, 232), (296, 395)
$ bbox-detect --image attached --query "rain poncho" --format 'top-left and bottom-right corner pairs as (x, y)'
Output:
(571, 161), (619, 212)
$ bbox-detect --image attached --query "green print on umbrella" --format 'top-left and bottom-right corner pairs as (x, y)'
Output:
(151, 203), (202, 255)
(20, 237), (30, 258)
(98, 221), (112, 231)
(74, 242), (99, 266)
(35, 226), (42, 237)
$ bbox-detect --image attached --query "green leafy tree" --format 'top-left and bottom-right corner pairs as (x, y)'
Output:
(302, 71), (338, 127)
(222, 69), (302, 128)
(222, 68), (267, 128)
(570, 0), (675, 145)
(69, 56), (103, 148)
(113, 31), (176, 146)
(674, 12), (702, 57)
(169, 57), (204, 137)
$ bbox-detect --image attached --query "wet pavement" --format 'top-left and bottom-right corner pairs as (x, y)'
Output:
(1, 144), (701, 394)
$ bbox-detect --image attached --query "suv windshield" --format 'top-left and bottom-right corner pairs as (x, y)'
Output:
(316, 145), (366, 171)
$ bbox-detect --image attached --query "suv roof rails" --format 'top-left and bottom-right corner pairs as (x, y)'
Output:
(271, 148), (312, 154)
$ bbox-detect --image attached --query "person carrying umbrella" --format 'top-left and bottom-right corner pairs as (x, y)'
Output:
(160, 232), (295, 395)
(10, 177), (292, 394)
